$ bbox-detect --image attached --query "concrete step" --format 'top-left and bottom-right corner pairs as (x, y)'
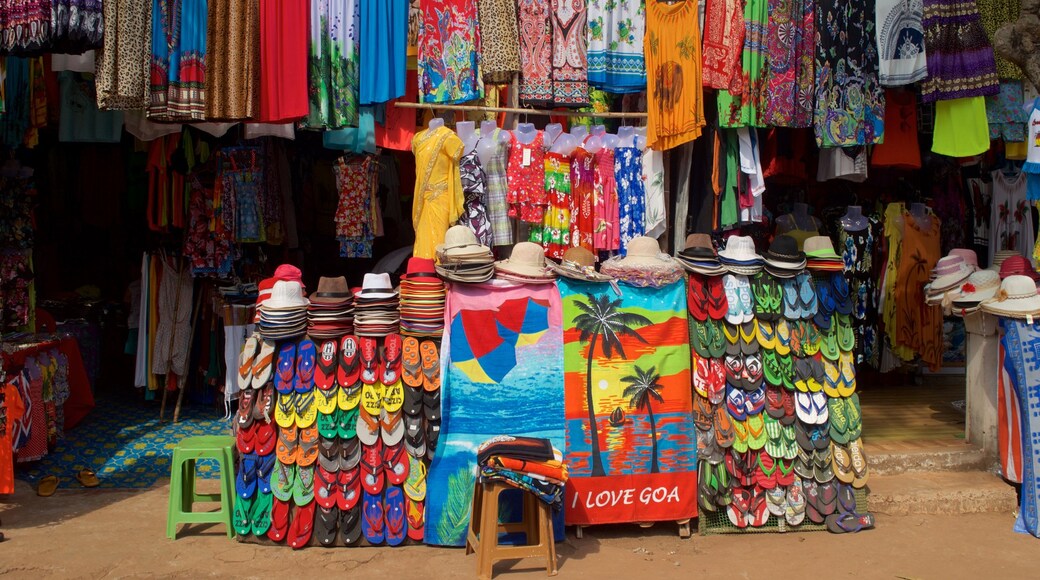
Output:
(866, 443), (995, 476)
(866, 471), (1016, 516)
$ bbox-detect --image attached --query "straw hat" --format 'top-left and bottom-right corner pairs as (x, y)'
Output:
(549, 246), (613, 282)
(718, 235), (763, 263)
(495, 242), (556, 283)
(436, 225), (492, 260)
(355, 273), (398, 300)
(999, 255), (1039, 281)
(949, 248), (979, 270)
(952, 269), (1001, 312)
(931, 255), (973, 291)
(763, 235), (807, 270)
(981, 275), (1040, 319)
(264, 280), (309, 310)
(677, 233), (726, 276)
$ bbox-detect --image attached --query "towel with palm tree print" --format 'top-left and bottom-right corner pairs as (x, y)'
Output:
(560, 277), (697, 525)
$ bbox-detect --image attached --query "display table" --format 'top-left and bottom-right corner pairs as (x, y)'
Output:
(1, 333), (95, 430)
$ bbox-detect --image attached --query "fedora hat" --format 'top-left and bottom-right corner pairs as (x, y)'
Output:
(981, 275), (1040, 319)
(264, 280), (309, 310)
(355, 273), (398, 300)
(403, 257), (440, 280)
(310, 276), (352, 304)
(549, 246), (613, 282)
(679, 233), (717, 260)
(495, 242), (556, 283)
(803, 236), (841, 261)
(764, 235), (807, 269)
(436, 225), (492, 260)
(718, 235), (763, 263)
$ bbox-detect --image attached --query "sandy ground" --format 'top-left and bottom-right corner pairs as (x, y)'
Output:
(0, 479), (1036, 579)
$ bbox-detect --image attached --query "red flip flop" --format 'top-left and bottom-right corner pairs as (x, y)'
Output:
(338, 466), (362, 511)
(383, 442), (410, 486)
(237, 422), (258, 454)
(289, 501), (317, 549)
(361, 441), (385, 495)
(360, 337), (379, 385)
(315, 463), (340, 510)
(687, 274), (709, 321)
(382, 334), (403, 385)
(705, 277), (729, 320)
(338, 335), (360, 388)
(267, 498), (290, 542)
(254, 422), (276, 456)
(406, 497), (425, 542)
(315, 339), (338, 391)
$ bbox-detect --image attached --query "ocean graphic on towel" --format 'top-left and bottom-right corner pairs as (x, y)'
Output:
(559, 278), (697, 525)
(424, 281), (565, 546)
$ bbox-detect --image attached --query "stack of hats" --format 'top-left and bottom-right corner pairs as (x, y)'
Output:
(804, 236), (844, 271)
(307, 276), (355, 339)
(925, 254), (974, 306)
(258, 280), (309, 340)
(676, 234), (726, 276)
(435, 225), (495, 283)
(998, 255), (1039, 281)
(353, 273), (401, 337)
(548, 246), (614, 282)
(992, 250), (1019, 271)
(717, 235), (764, 275)
(951, 269), (1001, 314)
(399, 257), (446, 337)
(981, 275), (1040, 319)
(495, 242), (557, 284)
(762, 235), (806, 278)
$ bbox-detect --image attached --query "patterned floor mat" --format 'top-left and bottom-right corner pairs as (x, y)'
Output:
(17, 397), (231, 490)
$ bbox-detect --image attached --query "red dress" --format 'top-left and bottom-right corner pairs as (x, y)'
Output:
(570, 147), (596, 252)
(258, 0), (309, 123)
(506, 131), (547, 223)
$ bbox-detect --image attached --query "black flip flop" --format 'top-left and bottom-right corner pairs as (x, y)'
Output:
(825, 511), (875, 534)
(836, 482), (856, 514)
(316, 505), (340, 547)
(340, 503), (363, 545)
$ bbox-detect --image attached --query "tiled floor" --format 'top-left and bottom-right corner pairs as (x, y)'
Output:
(859, 375), (968, 454)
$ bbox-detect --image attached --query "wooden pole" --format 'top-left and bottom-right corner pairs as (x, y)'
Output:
(393, 101), (648, 119)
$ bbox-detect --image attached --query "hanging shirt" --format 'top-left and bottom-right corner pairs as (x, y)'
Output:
(418, 0), (483, 103)
(645, 0), (704, 150)
(875, 0), (928, 86)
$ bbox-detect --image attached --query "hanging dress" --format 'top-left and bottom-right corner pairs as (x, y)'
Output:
(517, 0), (553, 104)
(587, 0), (646, 92)
(874, 0), (928, 86)
(895, 211), (942, 370)
(593, 147), (619, 251)
(304, 0), (360, 128)
(206, 0), (260, 120)
(839, 218), (879, 367)
(417, 0), (483, 103)
(717, 0), (768, 127)
(763, 0), (814, 127)
(813, 0), (886, 146)
(645, 0), (705, 149)
(534, 151), (572, 259)
(360, 0), (407, 104)
(920, 0), (999, 103)
(615, 146), (645, 254)
(149, 0), (207, 121)
(550, 0), (589, 106)
(458, 151), (494, 247)
(481, 129), (513, 247)
(257, 0), (309, 123)
(478, 0), (522, 83)
(412, 126), (466, 259)
(570, 146), (596, 252)
(506, 131), (547, 223)
(701, 0), (743, 90)
(97, 0), (153, 110)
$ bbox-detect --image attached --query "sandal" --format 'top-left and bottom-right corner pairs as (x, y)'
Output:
(419, 341), (440, 392)
(338, 335), (361, 388)
(275, 342), (297, 395)
(36, 475), (59, 497)
(295, 339), (317, 394)
(402, 337), (423, 387)
(251, 340), (276, 389)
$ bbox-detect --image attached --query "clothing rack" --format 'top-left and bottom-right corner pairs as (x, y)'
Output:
(393, 102), (648, 119)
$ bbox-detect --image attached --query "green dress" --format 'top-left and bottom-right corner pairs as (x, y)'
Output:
(303, 0), (360, 129)
(717, 0), (767, 128)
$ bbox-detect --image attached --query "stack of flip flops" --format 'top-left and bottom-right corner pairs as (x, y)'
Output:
(258, 281), (309, 340)
(718, 235), (764, 275)
(677, 233), (727, 275)
(399, 258), (446, 337)
(692, 230), (870, 531)
(804, 236), (844, 272)
(435, 225), (495, 283)
(354, 273), (401, 338)
(307, 276), (355, 339)
(401, 337), (443, 461)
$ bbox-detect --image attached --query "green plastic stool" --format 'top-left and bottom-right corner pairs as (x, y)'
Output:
(166, 435), (236, 539)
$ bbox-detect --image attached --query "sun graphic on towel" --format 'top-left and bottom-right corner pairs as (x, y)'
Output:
(598, 379), (609, 391)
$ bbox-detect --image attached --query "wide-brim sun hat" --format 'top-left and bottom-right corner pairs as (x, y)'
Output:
(549, 246), (613, 282)
(981, 275), (1040, 319)
(931, 259), (974, 292)
(952, 269), (1001, 308)
(436, 225), (493, 260)
(495, 241), (556, 282)
(616, 236), (676, 268)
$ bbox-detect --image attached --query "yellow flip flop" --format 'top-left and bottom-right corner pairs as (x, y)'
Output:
(315, 386), (338, 414)
(383, 380), (404, 414)
(339, 384), (362, 411)
(362, 381), (384, 416)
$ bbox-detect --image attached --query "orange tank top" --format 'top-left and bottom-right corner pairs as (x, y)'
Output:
(645, 0), (705, 150)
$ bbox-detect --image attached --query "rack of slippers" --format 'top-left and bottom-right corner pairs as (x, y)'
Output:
(686, 234), (872, 534)
(233, 270), (440, 549)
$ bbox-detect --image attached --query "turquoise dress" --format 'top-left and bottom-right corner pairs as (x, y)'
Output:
(359, 0), (408, 104)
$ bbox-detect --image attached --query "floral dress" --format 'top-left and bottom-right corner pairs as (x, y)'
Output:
(717, 0), (768, 127)
(457, 151), (494, 247)
(303, 0), (361, 129)
(763, 0), (814, 127)
(571, 147), (596, 252)
(614, 146), (645, 255)
(533, 152), (572, 259)
(839, 217), (879, 367)
(593, 148), (619, 251)
(587, 0), (646, 92)
(418, 0), (484, 103)
(506, 131), (547, 223)
(149, 0), (208, 121)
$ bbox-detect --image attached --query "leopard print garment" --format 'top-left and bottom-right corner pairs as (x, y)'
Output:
(96, 0), (151, 110)
(206, 0), (259, 120)
(478, 0), (521, 83)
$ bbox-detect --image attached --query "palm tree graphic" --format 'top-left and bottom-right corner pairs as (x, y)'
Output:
(622, 365), (665, 474)
(573, 293), (651, 476)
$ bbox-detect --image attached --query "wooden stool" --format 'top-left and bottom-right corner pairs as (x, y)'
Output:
(465, 480), (558, 580)
(165, 435), (236, 539)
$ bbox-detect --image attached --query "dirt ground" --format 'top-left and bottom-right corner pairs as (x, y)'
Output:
(1, 479), (1036, 579)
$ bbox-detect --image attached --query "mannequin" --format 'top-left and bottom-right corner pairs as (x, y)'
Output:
(476, 120), (509, 167)
(514, 122), (538, 145)
(603, 131), (621, 150)
(634, 126), (647, 151)
(456, 121), (479, 155)
(545, 123), (564, 149)
(910, 202), (933, 230)
(428, 118), (444, 130)
(617, 126), (637, 148)
(583, 133), (604, 154)
(570, 125), (589, 142)
(777, 202), (822, 235)
(590, 125), (607, 137)
(841, 206), (869, 232)
(550, 132), (578, 156)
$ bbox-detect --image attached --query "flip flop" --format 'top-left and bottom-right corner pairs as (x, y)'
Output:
(745, 387), (766, 416)
(257, 453), (276, 494)
(383, 334), (403, 385)
(814, 448), (836, 483)
(276, 342), (297, 395)
(836, 314), (856, 352)
(739, 322), (759, 354)
(295, 390), (318, 429)
(742, 353), (764, 391)
(785, 479), (806, 526)
(825, 511), (875, 533)
(745, 486), (770, 527)
(252, 384), (276, 423)
(691, 320), (712, 359)
(746, 414), (767, 450)
(234, 494), (253, 536)
(383, 379), (404, 414)
(237, 422), (258, 454)
(803, 479), (824, 524)
(339, 466), (363, 511)
(382, 409), (406, 446)
(795, 392), (816, 424)
(238, 335), (259, 391)
(358, 408), (381, 446)
(714, 405), (735, 448)
(759, 277), (783, 321)
(780, 388), (796, 425)
(252, 340), (276, 389)
(705, 276), (729, 320)
(384, 442), (410, 485)
(763, 414), (785, 458)
(849, 438), (869, 488)
(268, 498), (290, 542)
(724, 353), (743, 388)
(275, 393), (297, 429)
(250, 491), (273, 536)
(338, 335), (361, 388)
(404, 455), (427, 501)
(765, 384), (785, 420)
(427, 420), (442, 456)
(420, 341), (441, 392)
(340, 438), (363, 472)
(360, 337), (380, 385)
(715, 461), (733, 505)
(361, 440), (386, 494)
(692, 355), (711, 399)
(293, 464), (315, 506)
(318, 409), (339, 440)
(236, 452), (259, 499)
(723, 322), (741, 355)
(797, 272), (817, 318)
(272, 461), (295, 502)
(838, 351), (858, 397)
(776, 458), (796, 486)
(315, 339), (338, 391)
(822, 357), (842, 397)
(708, 358), (727, 404)
(339, 383), (363, 411)
(318, 434), (341, 466)
(820, 323), (840, 361)
(794, 447), (814, 479)
(404, 498), (424, 541)
(704, 319), (728, 358)
(726, 385), (748, 421)
(687, 274), (710, 321)
(276, 422), (299, 465)
(755, 451), (778, 489)
(811, 424), (830, 450)
(727, 487), (750, 529)
(339, 407), (360, 439)
(363, 490), (386, 544)
(237, 390), (256, 430)
(75, 468), (100, 488)
(297, 426), (319, 467)
(723, 274), (743, 324)
(315, 505), (340, 547)
(811, 392), (829, 425)
(295, 339), (317, 394)
(801, 323), (821, 356)
(757, 319), (777, 351)
(341, 503), (363, 546)
(424, 389), (442, 423)
(819, 480), (839, 516)
(315, 463), (340, 510)
(289, 501), (317, 549)
(732, 419), (750, 453)
(693, 394), (714, 430)
(362, 381), (385, 416)
(385, 486), (407, 546)
(828, 397), (850, 444)
(845, 393), (863, 440)
(765, 485), (786, 517)
(836, 482), (857, 514)
(698, 461), (717, 513)
(402, 337), (423, 387)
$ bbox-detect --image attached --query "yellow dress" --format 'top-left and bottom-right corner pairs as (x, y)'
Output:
(412, 126), (465, 259)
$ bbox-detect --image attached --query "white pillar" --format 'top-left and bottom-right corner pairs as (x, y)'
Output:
(963, 312), (999, 454)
